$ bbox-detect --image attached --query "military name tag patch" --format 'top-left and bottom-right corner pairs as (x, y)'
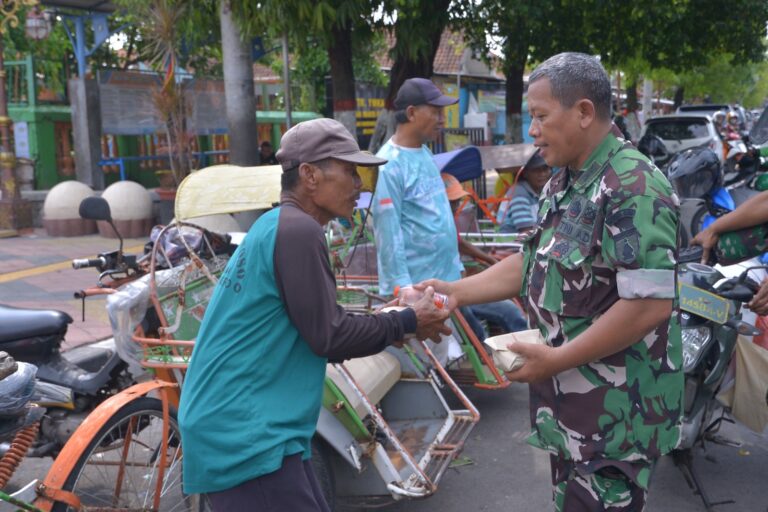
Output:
(679, 282), (731, 324)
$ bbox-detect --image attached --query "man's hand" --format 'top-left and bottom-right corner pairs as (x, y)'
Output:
(690, 227), (719, 264)
(504, 341), (563, 383)
(748, 278), (768, 316)
(413, 279), (459, 310)
(411, 287), (452, 342)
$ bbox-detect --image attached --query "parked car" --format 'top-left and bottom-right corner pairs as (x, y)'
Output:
(677, 104), (747, 131)
(641, 113), (725, 163)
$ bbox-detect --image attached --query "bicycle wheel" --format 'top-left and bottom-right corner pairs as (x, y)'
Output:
(52, 396), (207, 512)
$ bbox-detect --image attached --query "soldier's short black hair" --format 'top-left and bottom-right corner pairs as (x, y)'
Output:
(529, 53), (612, 121)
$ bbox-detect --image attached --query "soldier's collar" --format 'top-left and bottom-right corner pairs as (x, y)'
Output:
(568, 134), (624, 193)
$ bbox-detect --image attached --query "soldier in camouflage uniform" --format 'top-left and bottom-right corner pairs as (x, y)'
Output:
(418, 53), (682, 511)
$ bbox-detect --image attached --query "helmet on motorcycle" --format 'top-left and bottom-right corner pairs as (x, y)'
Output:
(638, 133), (668, 160)
(726, 111), (739, 126)
(713, 111), (726, 124)
(666, 147), (721, 199)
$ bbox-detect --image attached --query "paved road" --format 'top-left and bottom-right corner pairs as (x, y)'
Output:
(373, 384), (768, 512)
(0, 229), (148, 348)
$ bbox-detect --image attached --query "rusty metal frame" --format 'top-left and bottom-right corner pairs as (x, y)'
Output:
(34, 380), (178, 511)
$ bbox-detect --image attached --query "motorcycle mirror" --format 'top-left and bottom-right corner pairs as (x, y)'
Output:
(79, 197), (112, 222)
(78, 196), (124, 267)
(720, 283), (755, 302)
(737, 265), (768, 284)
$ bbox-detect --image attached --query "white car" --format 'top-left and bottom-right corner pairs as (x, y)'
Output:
(641, 113), (725, 163)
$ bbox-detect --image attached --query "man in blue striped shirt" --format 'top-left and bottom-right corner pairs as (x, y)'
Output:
(498, 153), (552, 233)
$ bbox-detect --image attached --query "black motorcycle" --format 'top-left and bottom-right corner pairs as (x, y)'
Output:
(673, 246), (764, 511)
(0, 198), (142, 456)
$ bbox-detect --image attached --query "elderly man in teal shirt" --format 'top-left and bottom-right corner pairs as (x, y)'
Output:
(178, 118), (450, 512)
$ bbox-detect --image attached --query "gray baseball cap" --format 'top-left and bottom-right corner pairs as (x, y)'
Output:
(275, 118), (387, 171)
(394, 78), (459, 109)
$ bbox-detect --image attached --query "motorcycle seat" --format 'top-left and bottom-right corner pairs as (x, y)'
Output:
(0, 304), (72, 343)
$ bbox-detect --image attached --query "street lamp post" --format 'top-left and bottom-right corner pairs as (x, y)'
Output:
(0, 0), (37, 233)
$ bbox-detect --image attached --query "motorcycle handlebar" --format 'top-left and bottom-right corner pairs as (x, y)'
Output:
(72, 257), (106, 270)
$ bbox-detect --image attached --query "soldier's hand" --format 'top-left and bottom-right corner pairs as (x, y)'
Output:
(748, 278), (768, 316)
(414, 279), (459, 311)
(412, 287), (452, 342)
(690, 227), (719, 264)
(504, 341), (561, 383)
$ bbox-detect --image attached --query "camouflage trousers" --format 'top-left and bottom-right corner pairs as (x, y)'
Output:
(550, 455), (649, 512)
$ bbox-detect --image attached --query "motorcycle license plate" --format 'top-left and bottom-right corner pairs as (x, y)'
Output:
(679, 282), (731, 324)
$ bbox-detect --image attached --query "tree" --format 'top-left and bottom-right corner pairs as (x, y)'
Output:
(367, 0), (454, 151)
(233, 0), (381, 136)
(463, 0), (768, 142)
(220, 0), (259, 165)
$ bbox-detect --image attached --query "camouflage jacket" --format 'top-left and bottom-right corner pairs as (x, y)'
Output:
(520, 134), (683, 487)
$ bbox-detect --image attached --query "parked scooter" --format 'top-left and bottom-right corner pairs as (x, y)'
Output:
(0, 198), (142, 456)
(667, 147), (761, 247)
(673, 246), (764, 510)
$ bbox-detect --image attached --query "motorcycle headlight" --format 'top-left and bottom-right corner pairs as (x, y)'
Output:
(682, 326), (712, 373)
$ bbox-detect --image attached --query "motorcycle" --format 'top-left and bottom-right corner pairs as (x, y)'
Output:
(0, 198), (142, 456)
(666, 147), (761, 247)
(673, 246), (765, 510)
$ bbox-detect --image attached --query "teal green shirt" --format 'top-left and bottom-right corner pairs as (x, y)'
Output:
(178, 202), (410, 494)
(178, 207), (326, 494)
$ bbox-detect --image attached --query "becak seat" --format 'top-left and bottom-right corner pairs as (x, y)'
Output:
(326, 351), (401, 418)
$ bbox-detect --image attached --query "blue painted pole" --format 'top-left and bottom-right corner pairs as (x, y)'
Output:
(74, 16), (86, 78)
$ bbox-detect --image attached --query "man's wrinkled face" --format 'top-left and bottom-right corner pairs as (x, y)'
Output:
(311, 158), (362, 221)
(527, 78), (584, 169)
(409, 104), (444, 143)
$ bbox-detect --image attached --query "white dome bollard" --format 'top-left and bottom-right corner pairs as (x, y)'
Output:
(42, 181), (97, 236)
(98, 181), (153, 239)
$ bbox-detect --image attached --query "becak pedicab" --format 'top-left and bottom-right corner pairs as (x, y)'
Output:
(119, 164), (480, 510)
(338, 146), (539, 391)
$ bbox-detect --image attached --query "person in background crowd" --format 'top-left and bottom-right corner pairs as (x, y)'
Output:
(497, 153), (552, 234)
(260, 140), (279, 165)
(442, 172), (528, 339)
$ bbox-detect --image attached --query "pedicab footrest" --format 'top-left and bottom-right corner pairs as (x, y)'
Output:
(423, 412), (476, 484)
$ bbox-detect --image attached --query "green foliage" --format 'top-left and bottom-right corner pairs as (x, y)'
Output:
(115, 0), (221, 76)
(266, 28), (387, 113)
(655, 54), (768, 108)
(460, 0), (768, 140)
(2, 6), (75, 97)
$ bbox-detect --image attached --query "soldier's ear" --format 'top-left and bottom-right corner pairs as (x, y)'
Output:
(576, 99), (596, 129)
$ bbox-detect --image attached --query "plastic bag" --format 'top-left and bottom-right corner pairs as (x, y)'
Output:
(483, 329), (546, 372)
(150, 225), (232, 268)
(0, 361), (37, 417)
(107, 274), (152, 366)
(717, 336), (768, 433)
(107, 259), (229, 366)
